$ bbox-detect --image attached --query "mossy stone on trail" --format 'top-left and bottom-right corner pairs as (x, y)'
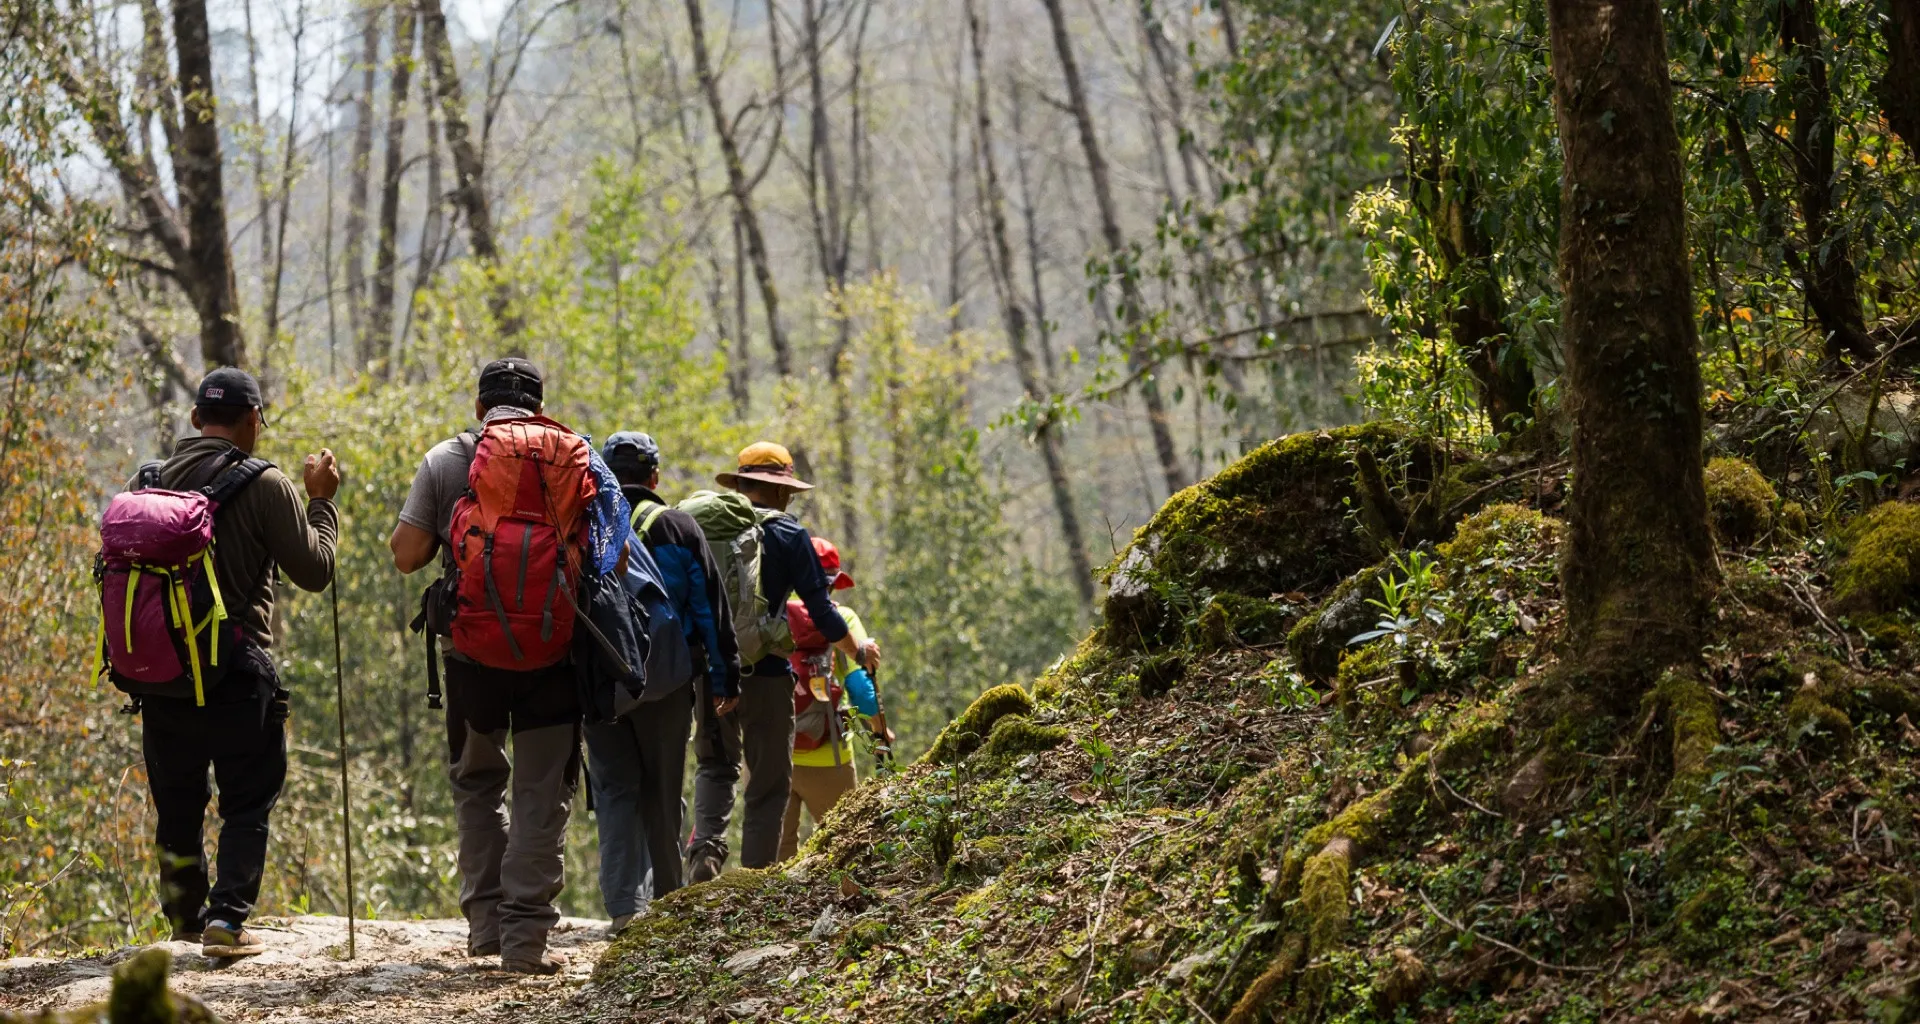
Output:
(4, 947), (222, 1024)
(1102, 423), (1434, 649)
(1702, 457), (1779, 547)
(1834, 502), (1920, 613)
(1434, 501), (1562, 567)
(981, 715), (1067, 760)
(925, 684), (1033, 764)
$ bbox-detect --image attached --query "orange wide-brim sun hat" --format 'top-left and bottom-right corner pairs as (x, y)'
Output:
(716, 441), (814, 491)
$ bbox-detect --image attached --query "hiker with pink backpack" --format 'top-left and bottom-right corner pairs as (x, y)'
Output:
(389, 358), (636, 976)
(94, 368), (339, 959)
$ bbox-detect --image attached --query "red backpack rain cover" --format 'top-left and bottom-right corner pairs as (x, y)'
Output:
(447, 416), (595, 670)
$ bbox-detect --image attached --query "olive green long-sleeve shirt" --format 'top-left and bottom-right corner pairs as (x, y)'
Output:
(131, 436), (338, 649)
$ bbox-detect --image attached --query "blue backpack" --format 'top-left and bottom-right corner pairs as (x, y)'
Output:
(574, 537), (696, 723)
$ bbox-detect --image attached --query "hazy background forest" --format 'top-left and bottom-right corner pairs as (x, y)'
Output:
(5, 0), (1919, 960)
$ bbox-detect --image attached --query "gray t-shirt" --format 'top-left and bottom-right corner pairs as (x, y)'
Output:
(397, 406), (535, 546)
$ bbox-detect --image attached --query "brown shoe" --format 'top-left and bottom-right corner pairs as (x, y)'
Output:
(500, 951), (567, 976)
(201, 923), (265, 958)
(469, 938), (501, 957)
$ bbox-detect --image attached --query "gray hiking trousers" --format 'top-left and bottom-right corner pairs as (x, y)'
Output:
(444, 657), (580, 960)
(690, 672), (795, 869)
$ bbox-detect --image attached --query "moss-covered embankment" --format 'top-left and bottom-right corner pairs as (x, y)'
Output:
(580, 427), (1920, 1024)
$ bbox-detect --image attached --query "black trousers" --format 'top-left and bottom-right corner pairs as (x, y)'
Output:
(140, 656), (287, 932)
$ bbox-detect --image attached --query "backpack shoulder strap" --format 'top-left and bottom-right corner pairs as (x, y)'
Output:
(634, 501), (670, 536)
(203, 455), (274, 508)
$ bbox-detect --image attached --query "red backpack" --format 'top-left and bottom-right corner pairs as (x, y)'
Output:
(787, 598), (847, 753)
(446, 416), (595, 670)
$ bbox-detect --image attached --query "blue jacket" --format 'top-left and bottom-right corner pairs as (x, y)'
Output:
(623, 485), (742, 698)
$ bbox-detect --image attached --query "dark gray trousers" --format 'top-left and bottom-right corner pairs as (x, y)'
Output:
(689, 673), (795, 869)
(584, 684), (695, 915)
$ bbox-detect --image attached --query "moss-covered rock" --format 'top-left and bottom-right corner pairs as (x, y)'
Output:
(8, 948), (223, 1024)
(1782, 656), (1920, 755)
(839, 918), (892, 959)
(1834, 502), (1920, 613)
(1288, 562), (1390, 683)
(1703, 457), (1779, 547)
(925, 685), (1034, 764)
(981, 715), (1068, 760)
(1197, 593), (1294, 651)
(1434, 501), (1562, 567)
(1102, 423), (1443, 648)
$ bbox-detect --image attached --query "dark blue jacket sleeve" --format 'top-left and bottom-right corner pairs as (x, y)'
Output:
(783, 521), (848, 644)
(683, 555), (735, 696)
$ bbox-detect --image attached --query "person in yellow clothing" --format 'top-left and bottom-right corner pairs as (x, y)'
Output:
(778, 537), (893, 861)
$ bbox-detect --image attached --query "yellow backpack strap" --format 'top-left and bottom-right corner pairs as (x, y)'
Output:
(639, 503), (670, 536)
(197, 548), (226, 667)
(123, 567), (141, 652)
(90, 616), (106, 684)
(170, 577), (207, 706)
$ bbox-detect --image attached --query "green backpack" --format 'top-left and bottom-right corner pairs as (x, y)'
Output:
(678, 490), (795, 664)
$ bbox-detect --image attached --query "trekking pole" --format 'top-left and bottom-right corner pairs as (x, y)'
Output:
(330, 574), (357, 960)
(865, 661), (894, 768)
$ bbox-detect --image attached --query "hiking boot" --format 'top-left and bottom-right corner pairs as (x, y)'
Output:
(607, 914), (635, 938)
(169, 928), (203, 944)
(469, 938), (502, 957)
(201, 922), (265, 958)
(686, 838), (727, 884)
(501, 950), (567, 976)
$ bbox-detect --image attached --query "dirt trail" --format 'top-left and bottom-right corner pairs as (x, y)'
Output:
(0, 915), (610, 1022)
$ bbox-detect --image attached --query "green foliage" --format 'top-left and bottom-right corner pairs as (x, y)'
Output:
(808, 280), (1078, 759)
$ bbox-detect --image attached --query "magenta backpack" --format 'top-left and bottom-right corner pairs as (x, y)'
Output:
(92, 450), (271, 706)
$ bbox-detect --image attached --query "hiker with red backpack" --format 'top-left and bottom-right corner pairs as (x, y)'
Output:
(388, 358), (629, 976)
(587, 432), (741, 932)
(779, 537), (892, 861)
(96, 368), (338, 959)
(681, 443), (880, 881)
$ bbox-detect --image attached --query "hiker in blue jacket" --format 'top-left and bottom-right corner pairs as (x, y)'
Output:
(588, 433), (741, 933)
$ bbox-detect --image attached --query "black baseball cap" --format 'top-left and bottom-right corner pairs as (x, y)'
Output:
(195, 367), (265, 422)
(477, 357), (543, 408)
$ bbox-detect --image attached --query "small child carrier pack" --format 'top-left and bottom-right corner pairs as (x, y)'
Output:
(786, 598), (849, 759)
(93, 450), (272, 706)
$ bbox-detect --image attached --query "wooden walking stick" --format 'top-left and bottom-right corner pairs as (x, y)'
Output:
(331, 574), (357, 959)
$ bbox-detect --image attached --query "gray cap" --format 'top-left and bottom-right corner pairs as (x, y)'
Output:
(603, 431), (660, 471)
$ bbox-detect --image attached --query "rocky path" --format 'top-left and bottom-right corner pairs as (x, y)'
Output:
(0, 916), (610, 1023)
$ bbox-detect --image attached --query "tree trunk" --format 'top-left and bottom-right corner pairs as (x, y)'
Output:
(801, 0), (859, 548)
(343, 3), (381, 357)
(1780, 0), (1875, 362)
(369, 2), (418, 376)
(400, 56), (446, 377)
(1878, 0), (1920, 153)
(1411, 159), (1535, 431)
(684, 0), (793, 376)
(419, 0), (520, 340)
(1039, 0), (1188, 495)
(171, 0), (248, 368)
(264, 0), (308, 356)
(969, 0), (1096, 606)
(1548, 0), (1714, 699)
